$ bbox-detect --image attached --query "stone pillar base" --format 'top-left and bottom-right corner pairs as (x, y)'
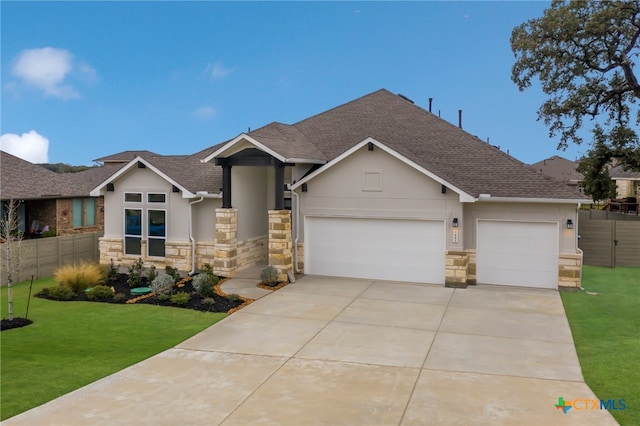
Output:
(445, 250), (468, 288)
(213, 208), (238, 277)
(558, 252), (582, 288)
(268, 210), (293, 283)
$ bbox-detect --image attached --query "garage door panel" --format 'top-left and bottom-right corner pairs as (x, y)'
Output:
(305, 217), (445, 284)
(477, 221), (558, 289)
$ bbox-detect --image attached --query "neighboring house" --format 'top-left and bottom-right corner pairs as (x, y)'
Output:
(91, 89), (588, 289)
(0, 150), (123, 237)
(531, 155), (640, 199)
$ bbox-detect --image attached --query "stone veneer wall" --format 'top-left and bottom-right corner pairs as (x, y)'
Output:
(445, 251), (468, 287)
(466, 250), (477, 285)
(213, 208), (238, 277)
(296, 241), (305, 274)
(558, 252), (582, 288)
(237, 235), (268, 269)
(268, 210), (293, 282)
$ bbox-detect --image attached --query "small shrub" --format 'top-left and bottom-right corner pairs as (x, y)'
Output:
(151, 274), (175, 298)
(54, 262), (106, 292)
(200, 263), (220, 285)
(165, 265), (180, 282)
(170, 291), (190, 306)
(192, 273), (214, 298)
(113, 292), (127, 303)
(44, 285), (77, 301)
(86, 285), (115, 301)
(260, 265), (279, 287)
(227, 293), (242, 302)
(106, 259), (119, 282)
(41, 228), (56, 238)
(127, 258), (144, 288)
(146, 265), (158, 283)
(202, 297), (216, 305)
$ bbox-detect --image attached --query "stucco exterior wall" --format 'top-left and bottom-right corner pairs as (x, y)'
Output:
(463, 202), (578, 254)
(296, 146), (463, 251)
(232, 166), (269, 241)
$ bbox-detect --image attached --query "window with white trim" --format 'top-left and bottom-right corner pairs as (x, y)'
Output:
(124, 209), (142, 255)
(147, 209), (166, 257)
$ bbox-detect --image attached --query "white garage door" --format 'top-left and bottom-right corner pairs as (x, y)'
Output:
(477, 221), (558, 289)
(305, 217), (445, 284)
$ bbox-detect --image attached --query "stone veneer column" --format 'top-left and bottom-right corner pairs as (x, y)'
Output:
(558, 252), (582, 288)
(268, 210), (293, 283)
(445, 250), (468, 288)
(214, 208), (238, 277)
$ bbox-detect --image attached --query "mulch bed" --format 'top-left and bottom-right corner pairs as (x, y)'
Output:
(1, 317), (33, 331)
(35, 274), (246, 314)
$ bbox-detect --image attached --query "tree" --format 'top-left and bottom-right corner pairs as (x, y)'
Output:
(511, 0), (640, 201)
(1, 200), (23, 321)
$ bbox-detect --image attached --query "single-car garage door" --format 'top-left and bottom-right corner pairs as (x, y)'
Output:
(477, 220), (558, 289)
(304, 217), (445, 284)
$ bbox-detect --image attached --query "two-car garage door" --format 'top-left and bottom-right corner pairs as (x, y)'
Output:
(476, 220), (559, 289)
(304, 217), (445, 284)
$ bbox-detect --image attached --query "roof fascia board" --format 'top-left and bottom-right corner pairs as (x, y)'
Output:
(476, 196), (587, 204)
(89, 157), (196, 198)
(291, 137), (476, 203)
(286, 158), (327, 164)
(201, 133), (287, 164)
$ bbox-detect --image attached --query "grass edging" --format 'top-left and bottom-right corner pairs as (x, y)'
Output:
(560, 265), (639, 426)
(1, 278), (225, 421)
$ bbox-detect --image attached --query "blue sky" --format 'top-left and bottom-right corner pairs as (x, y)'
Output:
(1, 1), (588, 166)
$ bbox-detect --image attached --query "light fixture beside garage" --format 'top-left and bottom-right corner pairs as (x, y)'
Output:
(452, 217), (459, 228)
(566, 219), (573, 229)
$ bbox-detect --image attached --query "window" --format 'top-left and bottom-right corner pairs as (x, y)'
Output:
(124, 209), (142, 255)
(72, 198), (96, 228)
(125, 192), (142, 202)
(148, 193), (166, 203)
(147, 210), (166, 257)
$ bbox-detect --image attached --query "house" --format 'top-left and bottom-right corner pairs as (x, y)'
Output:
(531, 155), (640, 199)
(0, 150), (123, 237)
(91, 89), (588, 289)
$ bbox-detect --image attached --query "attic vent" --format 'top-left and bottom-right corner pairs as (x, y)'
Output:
(396, 93), (414, 104)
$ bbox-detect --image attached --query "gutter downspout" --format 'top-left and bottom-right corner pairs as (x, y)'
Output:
(189, 196), (205, 275)
(576, 203), (585, 289)
(290, 185), (300, 273)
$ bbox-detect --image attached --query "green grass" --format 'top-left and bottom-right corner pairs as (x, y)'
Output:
(561, 266), (640, 426)
(1, 278), (226, 421)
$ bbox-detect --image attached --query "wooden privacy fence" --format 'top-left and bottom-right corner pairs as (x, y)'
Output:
(578, 212), (640, 267)
(1, 232), (102, 283)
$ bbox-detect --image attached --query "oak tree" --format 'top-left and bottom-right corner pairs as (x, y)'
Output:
(511, 0), (640, 200)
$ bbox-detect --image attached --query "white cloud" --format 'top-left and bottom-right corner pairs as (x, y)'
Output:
(204, 62), (233, 79)
(192, 105), (216, 120)
(0, 131), (50, 163)
(11, 47), (96, 99)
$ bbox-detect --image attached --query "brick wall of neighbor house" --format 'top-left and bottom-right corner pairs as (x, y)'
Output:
(26, 199), (57, 235)
(56, 197), (105, 236)
(237, 235), (268, 270)
(268, 210), (293, 282)
(558, 252), (582, 288)
(445, 251), (468, 287)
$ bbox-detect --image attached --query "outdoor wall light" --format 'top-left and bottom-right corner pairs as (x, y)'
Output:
(452, 218), (459, 228)
(566, 219), (573, 229)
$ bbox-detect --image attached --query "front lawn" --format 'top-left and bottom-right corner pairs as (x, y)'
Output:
(1, 278), (226, 421)
(561, 265), (640, 426)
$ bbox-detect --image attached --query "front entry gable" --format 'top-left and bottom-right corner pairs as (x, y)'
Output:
(291, 137), (476, 203)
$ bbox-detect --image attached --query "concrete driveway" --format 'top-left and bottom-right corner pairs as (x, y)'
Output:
(4, 276), (617, 425)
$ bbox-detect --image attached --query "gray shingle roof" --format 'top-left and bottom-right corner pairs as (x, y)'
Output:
(93, 150), (160, 163)
(530, 156), (583, 184)
(286, 89), (587, 200)
(0, 150), (124, 200)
